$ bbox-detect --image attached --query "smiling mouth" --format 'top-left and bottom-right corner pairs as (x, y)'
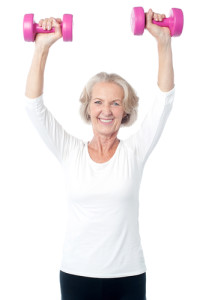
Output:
(98, 118), (114, 125)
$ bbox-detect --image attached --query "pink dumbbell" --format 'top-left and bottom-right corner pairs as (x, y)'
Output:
(23, 14), (73, 42)
(131, 7), (184, 37)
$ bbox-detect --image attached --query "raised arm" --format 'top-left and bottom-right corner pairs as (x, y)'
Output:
(25, 17), (62, 98)
(24, 17), (81, 164)
(127, 9), (175, 166)
(146, 9), (174, 92)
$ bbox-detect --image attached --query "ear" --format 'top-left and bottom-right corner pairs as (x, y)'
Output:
(87, 105), (91, 116)
(123, 111), (127, 117)
(87, 104), (91, 120)
(122, 112), (128, 123)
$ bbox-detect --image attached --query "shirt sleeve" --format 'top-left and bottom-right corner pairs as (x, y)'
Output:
(127, 85), (175, 166)
(24, 94), (82, 164)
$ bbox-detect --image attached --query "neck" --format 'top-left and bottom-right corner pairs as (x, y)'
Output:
(88, 134), (120, 154)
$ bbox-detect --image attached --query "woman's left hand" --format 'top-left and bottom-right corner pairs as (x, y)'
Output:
(146, 9), (171, 45)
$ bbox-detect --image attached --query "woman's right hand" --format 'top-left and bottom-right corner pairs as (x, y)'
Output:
(35, 17), (63, 51)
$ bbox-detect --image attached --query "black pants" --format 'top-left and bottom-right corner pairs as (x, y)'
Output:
(60, 270), (146, 300)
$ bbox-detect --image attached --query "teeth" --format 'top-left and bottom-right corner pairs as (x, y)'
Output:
(100, 119), (113, 123)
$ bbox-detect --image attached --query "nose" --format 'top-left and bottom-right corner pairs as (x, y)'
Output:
(102, 103), (112, 116)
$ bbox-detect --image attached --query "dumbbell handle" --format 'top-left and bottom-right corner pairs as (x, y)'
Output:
(152, 18), (171, 28)
(33, 22), (64, 35)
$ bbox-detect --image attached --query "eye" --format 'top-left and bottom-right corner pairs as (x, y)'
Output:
(112, 102), (120, 106)
(94, 100), (102, 104)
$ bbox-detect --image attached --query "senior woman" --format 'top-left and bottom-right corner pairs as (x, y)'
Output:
(25, 9), (175, 300)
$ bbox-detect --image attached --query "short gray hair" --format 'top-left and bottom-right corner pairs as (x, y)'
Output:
(79, 72), (139, 127)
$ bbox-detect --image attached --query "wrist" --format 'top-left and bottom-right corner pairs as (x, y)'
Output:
(157, 35), (171, 51)
(34, 44), (50, 57)
(31, 46), (49, 75)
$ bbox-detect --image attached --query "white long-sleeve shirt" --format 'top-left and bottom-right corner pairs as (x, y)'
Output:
(24, 86), (175, 278)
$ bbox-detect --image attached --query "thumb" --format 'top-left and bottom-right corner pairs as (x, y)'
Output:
(146, 9), (153, 27)
(52, 18), (62, 35)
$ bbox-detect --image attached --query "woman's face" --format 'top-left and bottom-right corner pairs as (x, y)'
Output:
(88, 82), (126, 138)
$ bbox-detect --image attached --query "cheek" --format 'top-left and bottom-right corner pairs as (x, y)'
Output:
(88, 105), (99, 118)
(87, 104), (95, 117)
(115, 108), (126, 119)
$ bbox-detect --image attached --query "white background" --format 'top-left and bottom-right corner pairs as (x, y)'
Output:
(0, 0), (199, 299)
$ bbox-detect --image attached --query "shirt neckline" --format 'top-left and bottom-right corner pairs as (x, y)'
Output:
(86, 140), (121, 167)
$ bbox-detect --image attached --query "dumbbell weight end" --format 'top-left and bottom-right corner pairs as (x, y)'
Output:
(23, 14), (35, 42)
(168, 8), (183, 37)
(152, 8), (183, 37)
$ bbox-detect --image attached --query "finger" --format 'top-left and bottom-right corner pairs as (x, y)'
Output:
(153, 13), (159, 21)
(46, 17), (55, 30)
(42, 18), (50, 30)
(46, 20), (52, 30)
(153, 13), (166, 22)
(38, 17), (61, 29)
(157, 14), (165, 21)
(42, 18), (54, 30)
(55, 18), (62, 24)
(38, 19), (44, 27)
